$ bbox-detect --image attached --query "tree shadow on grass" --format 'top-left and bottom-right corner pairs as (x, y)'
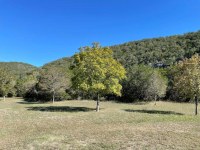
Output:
(26, 106), (96, 112)
(124, 109), (184, 115)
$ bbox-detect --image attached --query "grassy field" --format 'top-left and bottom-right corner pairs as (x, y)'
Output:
(0, 98), (200, 150)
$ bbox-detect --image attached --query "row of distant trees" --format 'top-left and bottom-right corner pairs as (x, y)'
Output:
(0, 43), (200, 109)
(0, 65), (71, 102)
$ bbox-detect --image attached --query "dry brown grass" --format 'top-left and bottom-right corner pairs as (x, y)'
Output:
(0, 98), (200, 150)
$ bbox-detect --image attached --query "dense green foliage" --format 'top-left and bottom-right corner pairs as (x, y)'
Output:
(15, 70), (39, 97)
(111, 31), (200, 68)
(0, 62), (38, 97)
(0, 68), (15, 99)
(121, 65), (167, 102)
(0, 62), (37, 77)
(111, 31), (200, 102)
(43, 57), (72, 73)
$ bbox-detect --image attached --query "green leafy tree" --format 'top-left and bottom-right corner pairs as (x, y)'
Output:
(72, 43), (126, 112)
(15, 71), (39, 97)
(173, 54), (200, 115)
(0, 68), (15, 101)
(121, 65), (167, 102)
(122, 65), (167, 102)
(121, 65), (153, 101)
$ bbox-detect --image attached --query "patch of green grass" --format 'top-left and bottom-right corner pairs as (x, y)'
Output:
(0, 98), (200, 149)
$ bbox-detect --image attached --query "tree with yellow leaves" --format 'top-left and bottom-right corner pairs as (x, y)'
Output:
(173, 54), (200, 115)
(71, 43), (126, 112)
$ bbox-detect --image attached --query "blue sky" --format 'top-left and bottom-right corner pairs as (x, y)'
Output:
(0, 0), (200, 66)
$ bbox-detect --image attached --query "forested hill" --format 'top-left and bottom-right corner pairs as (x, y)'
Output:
(43, 57), (72, 69)
(42, 31), (200, 71)
(2, 30), (200, 77)
(111, 31), (200, 68)
(0, 62), (37, 77)
(46, 31), (200, 70)
(1, 30), (200, 101)
(42, 57), (72, 75)
(42, 57), (73, 80)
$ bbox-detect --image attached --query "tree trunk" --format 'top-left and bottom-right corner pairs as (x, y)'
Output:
(195, 96), (198, 115)
(52, 90), (55, 104)
(96, 94), (100, 112)
(154, 95), (157, 105)
(3, 96), (5, 101)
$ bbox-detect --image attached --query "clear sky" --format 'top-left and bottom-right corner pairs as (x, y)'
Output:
(0, 0), (200, 66)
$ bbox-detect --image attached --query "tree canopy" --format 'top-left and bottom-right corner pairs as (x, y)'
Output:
(111, 31), (200, 68)
(121, 65), (167, 102)
(173, 54), (200, 101)
(0, 68), (15, 100)
(173, 54), (200, 115)
(71, 43), (126, 111)
(38, 66), (71, 103)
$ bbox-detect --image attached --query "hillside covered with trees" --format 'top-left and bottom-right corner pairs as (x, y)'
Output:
(0, 62), (37, 77)
(44, 31), (200, 71)
(1, 31), (200, 104)
(111, 31), (200, 68)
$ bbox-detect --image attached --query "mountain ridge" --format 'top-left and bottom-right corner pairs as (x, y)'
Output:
(1, 30), (200, 70)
